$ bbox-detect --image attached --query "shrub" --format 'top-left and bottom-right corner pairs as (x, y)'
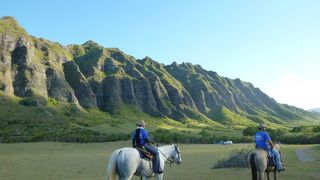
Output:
(19, 95), (47, 106)
(242, 126), (256, 136)
(312, 126), (320, 132)
(276, 132), (320, 144)
(290, 126), (303, 132)
(213, 146), (254, 169)
(268, 128), (288, 140)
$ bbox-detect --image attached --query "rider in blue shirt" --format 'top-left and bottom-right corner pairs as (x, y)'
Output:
(132, 120), (163, 174)
(255, 124), (285, 172)
(255, 130), (271, 150)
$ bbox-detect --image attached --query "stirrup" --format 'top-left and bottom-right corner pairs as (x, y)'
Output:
(277, 167), (285, 172)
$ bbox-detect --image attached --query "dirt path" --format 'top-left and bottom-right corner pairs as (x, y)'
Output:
(295, 147), (316, 162)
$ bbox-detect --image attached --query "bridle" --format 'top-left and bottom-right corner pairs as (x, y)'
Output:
(158, 145), (181, 167)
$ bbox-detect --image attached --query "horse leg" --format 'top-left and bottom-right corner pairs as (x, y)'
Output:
(258, 171), (264, 180)
(273, 170), (277, 180)
(118, 170), (135, 180)
(119, 178), (131, 180)
(251, 168), (258, 180)
(119, 173), (135, 180)
(266, 172), (270, 180)
(117, 166), (135, 180)
(156, 173), (163, 180)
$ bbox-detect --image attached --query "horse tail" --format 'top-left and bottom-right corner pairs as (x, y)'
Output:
(106, 150), (121, 180)
(250, 153), (258, 180)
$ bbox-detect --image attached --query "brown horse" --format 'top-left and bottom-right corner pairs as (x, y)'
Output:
(248, 144), (282, 180)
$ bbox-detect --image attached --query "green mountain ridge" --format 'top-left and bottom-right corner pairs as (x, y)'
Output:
(1, 16), (320, 142)
(309, 108), (320, 113)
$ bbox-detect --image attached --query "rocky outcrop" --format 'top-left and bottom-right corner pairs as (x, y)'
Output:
(0, 34), (23, 95)
(45, 67), (78, 104)
(63, 61), (97, 108)
(0, 17), (80, 107)
(0, 30), (48, 98)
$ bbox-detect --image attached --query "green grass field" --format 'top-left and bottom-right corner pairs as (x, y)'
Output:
(0, 142), (319, 180)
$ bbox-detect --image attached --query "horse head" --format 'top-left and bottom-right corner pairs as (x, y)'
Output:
(173, 144), (182, 165)
(160, 144), (182, 165)
(273, 143), (281, 152)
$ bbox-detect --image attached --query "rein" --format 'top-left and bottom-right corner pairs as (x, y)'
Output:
(158, 145), (180, 167)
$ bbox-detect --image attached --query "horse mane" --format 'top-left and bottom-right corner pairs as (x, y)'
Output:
(157, 144), (176, 148)
(157, 144), (175, 152)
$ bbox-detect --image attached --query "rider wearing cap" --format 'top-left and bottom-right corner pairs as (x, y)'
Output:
(255, 123), (285, 172)
(132, 120), (163, 174)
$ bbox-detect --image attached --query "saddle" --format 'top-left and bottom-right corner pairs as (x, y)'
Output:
(266, 151), (276, 170)
(134, 146), (153, 160)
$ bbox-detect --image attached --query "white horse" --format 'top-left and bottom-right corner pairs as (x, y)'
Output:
(106, 144), (182, 180)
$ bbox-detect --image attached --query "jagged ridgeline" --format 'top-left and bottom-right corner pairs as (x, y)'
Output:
(1, 16), (319, 132)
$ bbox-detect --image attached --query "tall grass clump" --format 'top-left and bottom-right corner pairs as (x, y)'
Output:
(213, 145), (254, 169)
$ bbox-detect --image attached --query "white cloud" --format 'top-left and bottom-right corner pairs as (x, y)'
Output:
(266, 73), (320, 110)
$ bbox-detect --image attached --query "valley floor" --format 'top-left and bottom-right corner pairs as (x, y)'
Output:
(0, 141), (319, 180)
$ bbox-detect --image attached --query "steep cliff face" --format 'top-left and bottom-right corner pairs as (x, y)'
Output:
(0, 17), (81, 107)
(165, 62), (318, 124)
(73, 41), (161, 115)
(72, 41), (206, 121)
(63, 61), (97, 108)
(0, 17), (34, 96)
(1, 16), (319, 125)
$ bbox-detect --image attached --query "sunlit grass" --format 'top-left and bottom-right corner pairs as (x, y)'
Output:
(0, 142), (319, 180)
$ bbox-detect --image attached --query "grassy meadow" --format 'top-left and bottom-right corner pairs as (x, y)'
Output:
(0, 141), (319, 180)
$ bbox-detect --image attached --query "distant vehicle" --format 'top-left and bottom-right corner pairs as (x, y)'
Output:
(224, 141), (233, 145)
(215, 140), (233, 145)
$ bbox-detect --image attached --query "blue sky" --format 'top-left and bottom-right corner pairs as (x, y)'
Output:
(1, 0), (319, 109)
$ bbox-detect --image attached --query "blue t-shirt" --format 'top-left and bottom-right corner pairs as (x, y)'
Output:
(132, 127), (148, 145)
(255, 131), (271, 150)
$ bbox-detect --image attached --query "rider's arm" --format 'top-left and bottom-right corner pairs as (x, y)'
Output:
(132, 140), (136, 147)
(143, 129), (154, 144)
(263, 132), (273, 148)
(268, 140), (274, 147)
(132, 131), (136, 147)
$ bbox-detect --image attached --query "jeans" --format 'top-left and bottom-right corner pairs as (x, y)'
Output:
(144, 144), (162, 173)
(272, 149), (283, 170)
